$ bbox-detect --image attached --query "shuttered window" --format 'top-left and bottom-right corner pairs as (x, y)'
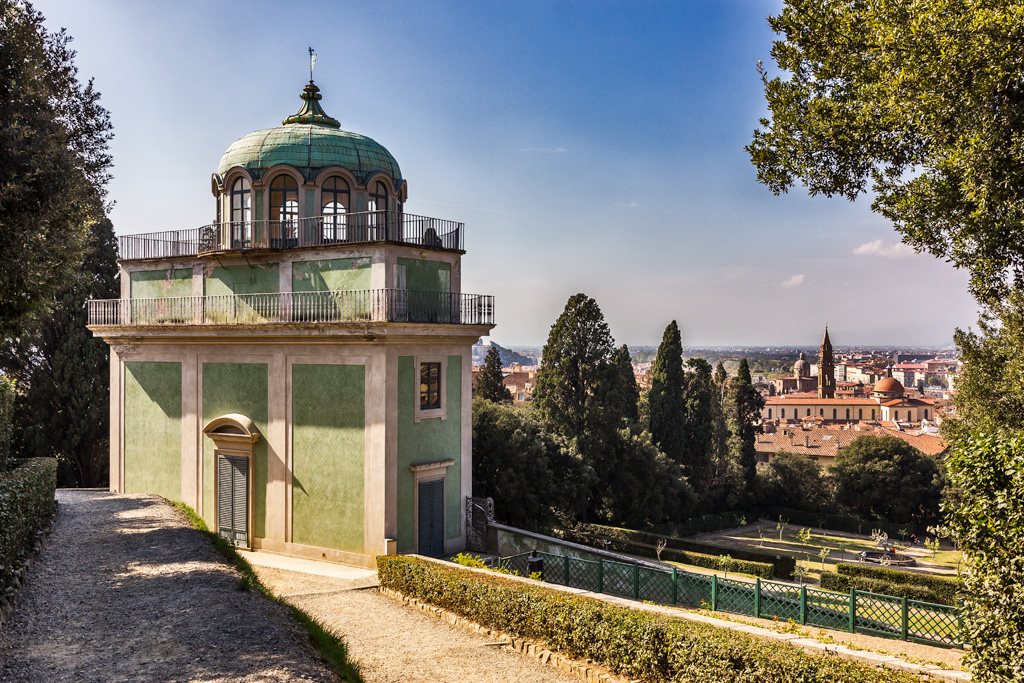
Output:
(417, 479), (445, 557)
(218, 454), (248, 546)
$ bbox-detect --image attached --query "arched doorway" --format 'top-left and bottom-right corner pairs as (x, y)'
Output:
(203, 414), (260, 547)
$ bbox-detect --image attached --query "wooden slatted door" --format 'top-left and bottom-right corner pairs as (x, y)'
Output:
(217, 453), (249, 546)
(417, 478), (445, 557)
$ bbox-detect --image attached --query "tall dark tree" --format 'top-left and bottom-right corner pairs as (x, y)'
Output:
(475, 346), (512, 403)
(726, 359), (763, 506)
(533, 293), (615, 439)
(681, 357), (715, 493)
(14, 218), (118, 486)
(648, 321), (685, 465)
(601, 345), (639, 424)
(0, 0), (112, 336)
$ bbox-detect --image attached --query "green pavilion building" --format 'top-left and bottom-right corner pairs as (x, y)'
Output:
(88, 81), (494, 567)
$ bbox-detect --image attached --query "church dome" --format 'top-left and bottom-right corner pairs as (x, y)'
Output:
(793, 353), (810, 377)
(873, 376), (904, 394)
(216, 81), (402, 185)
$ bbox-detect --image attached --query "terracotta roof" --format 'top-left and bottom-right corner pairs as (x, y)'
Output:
(765, 397), (877, 405)
(756, 426), (947, 459)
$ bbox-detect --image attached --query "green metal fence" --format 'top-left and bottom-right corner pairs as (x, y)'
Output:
(492, 551), (962, 649)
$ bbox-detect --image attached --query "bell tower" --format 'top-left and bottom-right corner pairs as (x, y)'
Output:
(817, 326), (836, 399)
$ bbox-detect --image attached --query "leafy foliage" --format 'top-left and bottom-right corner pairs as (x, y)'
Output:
(471, 397), (591, 529)
(0, 0), (112, 335)
(943, 429), (1024, 681)
(0, 458), (56, 587)
(757, 452), (832, 512)
(8, 218), (117, 486)
(819, 572), (949, 605)
(832, 435), (942, 527)
(749, 0), (1024, 301)
(474, 346), (512, 403)
(378, 556), (916, 682)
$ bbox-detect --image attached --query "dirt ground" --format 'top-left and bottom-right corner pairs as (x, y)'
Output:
(0, 490), (336, 683)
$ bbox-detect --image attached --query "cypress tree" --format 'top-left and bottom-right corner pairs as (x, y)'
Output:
(727, 359), (765, 505)
(475, 345), (512, 403)
(649, 321), (685, 465)
(681, 357), (715, 491)
(533, 293), (614, 439)
(602, 344), (639, 424)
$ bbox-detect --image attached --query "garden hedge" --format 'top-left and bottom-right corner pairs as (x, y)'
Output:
(378, 556), (915, 683)
(0, 458), (57, 586)
(0, 375), (14, 471)
(835, 562), (958, 605)
(763, 506), (925, 539)
(819, 572), (949, 605)
(569, 523), (794, 579)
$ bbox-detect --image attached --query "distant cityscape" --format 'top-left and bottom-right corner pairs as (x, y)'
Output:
(473, 331), (956, 469)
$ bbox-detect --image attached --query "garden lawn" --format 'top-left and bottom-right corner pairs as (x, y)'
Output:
(696, 523), (960, 585)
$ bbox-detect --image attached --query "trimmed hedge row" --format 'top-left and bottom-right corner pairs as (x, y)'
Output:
(378, 556), (915, 683)
(0, 375), (14, 471)
(0, 458), (57, 586)
(819, 572), (949, 605)
(572, 523), (794, 579)
(563, 529), (774, 579)
(836, 562), (958, 605)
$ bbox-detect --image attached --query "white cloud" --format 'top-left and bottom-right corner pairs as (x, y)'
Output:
(612, 201), (639, 208)
(517, 146), (566, 153)
(853, 240), (916, 258)
(781, 274), (806, 288)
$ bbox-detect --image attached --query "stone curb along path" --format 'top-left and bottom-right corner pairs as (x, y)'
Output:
(393, 557), (971, 683)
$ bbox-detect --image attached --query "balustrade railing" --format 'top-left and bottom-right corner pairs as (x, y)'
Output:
(118, 211), (463, 260)
(87, 289), (494, 327)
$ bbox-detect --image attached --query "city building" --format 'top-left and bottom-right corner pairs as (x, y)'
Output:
(87, 80), (495, 566)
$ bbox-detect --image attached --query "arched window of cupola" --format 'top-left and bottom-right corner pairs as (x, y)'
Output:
(270, 174), (299, 244)
(368, 180), (389, 239)
(229, 178), (252, 247)
(321, 176), (349, 241)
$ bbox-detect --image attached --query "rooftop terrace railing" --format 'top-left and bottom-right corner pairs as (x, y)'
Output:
(117, 211), (463, 260)
(87, 289), (494, 327)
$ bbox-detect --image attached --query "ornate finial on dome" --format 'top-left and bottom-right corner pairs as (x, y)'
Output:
(283, 80), (341, 128)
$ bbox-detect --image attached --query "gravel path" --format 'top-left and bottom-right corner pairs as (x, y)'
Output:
(0, 490), (336, 683)
(253, 565), (580, 683)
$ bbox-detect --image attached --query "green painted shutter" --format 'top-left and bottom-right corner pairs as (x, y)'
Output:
(418, 479), (445, 557)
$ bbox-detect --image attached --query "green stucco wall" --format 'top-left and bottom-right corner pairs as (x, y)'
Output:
(201, 363), (269, 535)
(123, 361), (182, 499)
(396, 355), (463, 552)
(130, 268), (193, 299)
(292, 258), (371, 292)
(397, 258), (451, 292)
(204, 264), (279, 297)
(291, 364), (366, 552)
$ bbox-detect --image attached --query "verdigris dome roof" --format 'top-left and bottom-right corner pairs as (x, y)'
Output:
(217, 81), (401, 184)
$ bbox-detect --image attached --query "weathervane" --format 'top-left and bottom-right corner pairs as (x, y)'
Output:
(309, 47), (316, 81)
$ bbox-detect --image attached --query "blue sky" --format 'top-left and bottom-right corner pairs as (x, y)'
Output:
(35, 0), (978, 346)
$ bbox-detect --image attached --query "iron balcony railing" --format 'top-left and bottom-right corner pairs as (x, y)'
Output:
(118, 211), (464, 260)
(87, 289), (494, 327)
